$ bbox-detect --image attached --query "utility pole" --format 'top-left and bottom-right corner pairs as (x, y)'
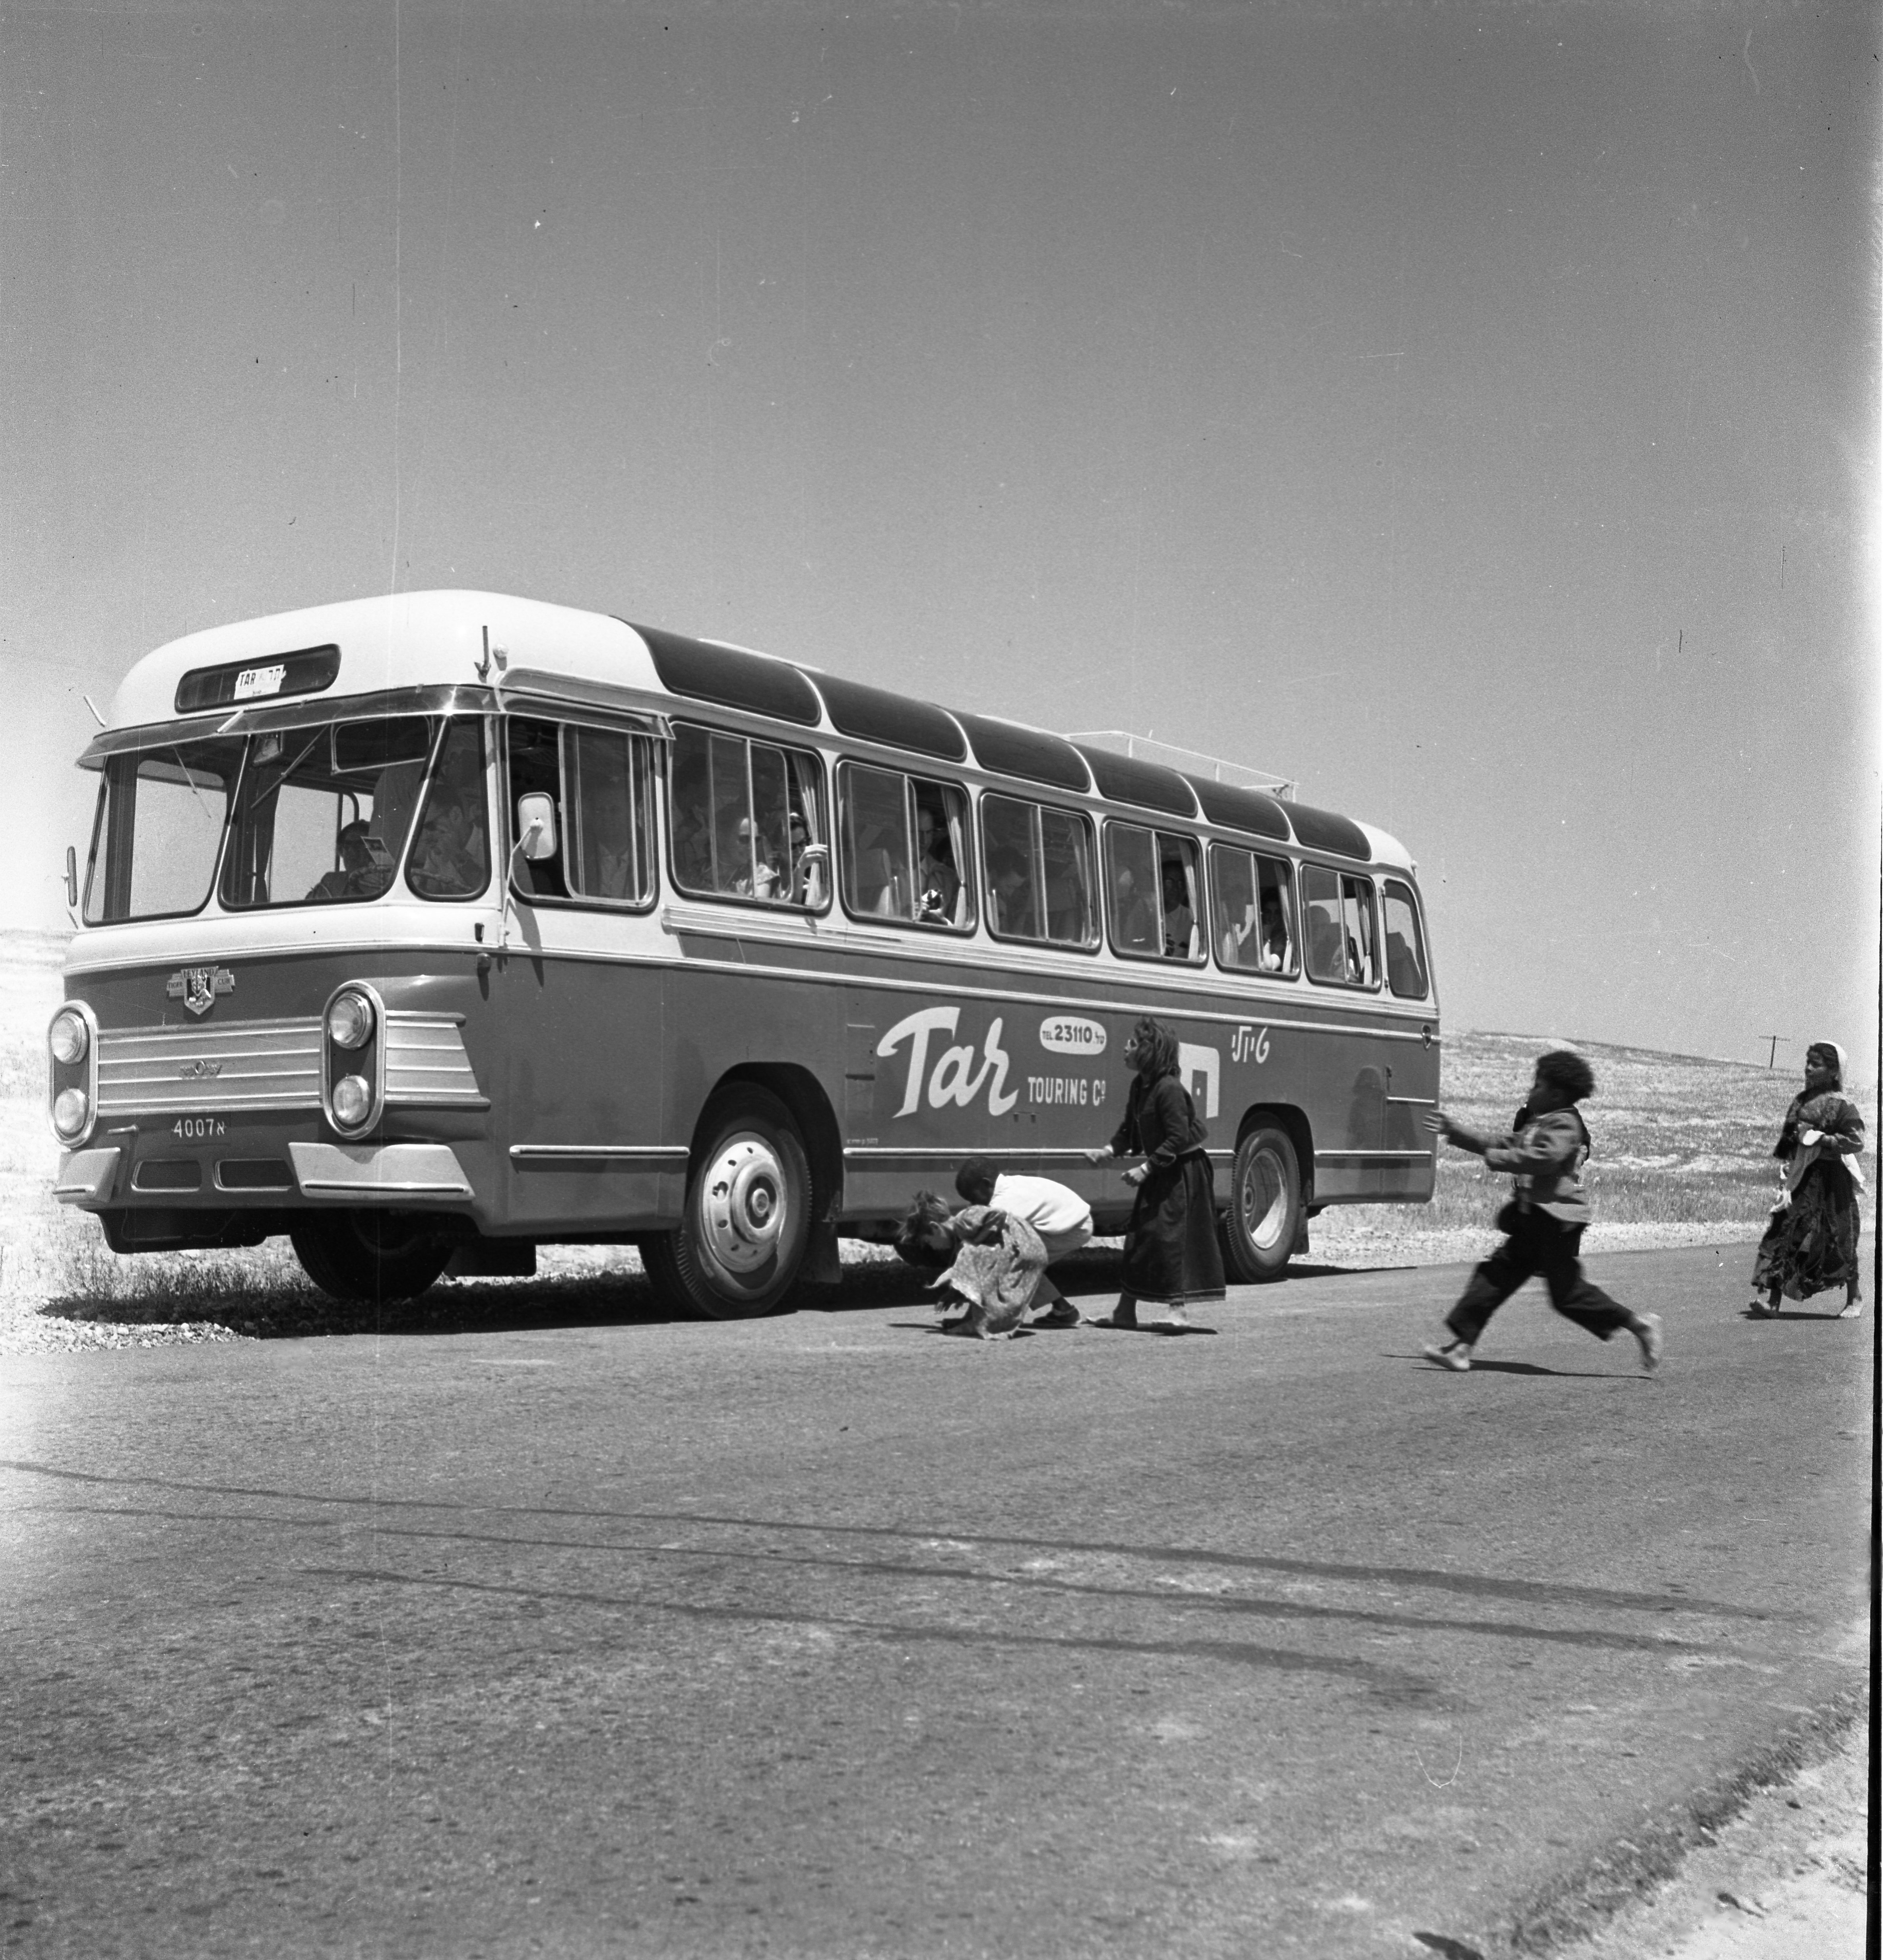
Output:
(1762, 1035), (1790, 1070)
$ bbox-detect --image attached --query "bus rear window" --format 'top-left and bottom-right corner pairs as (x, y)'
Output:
(83, 740), (242, 924)
(1381, 879), (1429, 999)
(221, 718), (434, 910)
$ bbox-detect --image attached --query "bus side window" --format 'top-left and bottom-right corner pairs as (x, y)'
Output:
(1210, 845), (1257, 968)
(1105, 824), (1161, 958)
(1156, 833), (1202, 961)
(670, 726), (717, 892)
(912, 778), (973, 930)
(842, 763), (913, 918)
(1341, 876), (1378, 988)
(1039, 806), (1097, 948)
(503, 718), (568, 900)
(563, 725), (652, 906)
(1301, 864), (1346, 982)
(670, 725), (826, 909)
(981, 793), (1042, 941)
(1381, 879), (1429, 999)
(1255, 855), (1296, 975)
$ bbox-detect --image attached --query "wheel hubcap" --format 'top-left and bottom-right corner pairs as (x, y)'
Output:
(699, 1134), (789, 1275)
(1241, 1148), (1288, 1251)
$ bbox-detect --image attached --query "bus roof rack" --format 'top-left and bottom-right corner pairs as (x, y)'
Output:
(1066, 731), (1295, 801)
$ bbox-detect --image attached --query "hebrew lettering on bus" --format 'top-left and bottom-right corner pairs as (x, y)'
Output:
(877, 1005), (1019, 1119)
(1231, 1024), (1271, 1065)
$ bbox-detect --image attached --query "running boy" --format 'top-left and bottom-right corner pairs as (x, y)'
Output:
(1422, 1050), (1662, 1374)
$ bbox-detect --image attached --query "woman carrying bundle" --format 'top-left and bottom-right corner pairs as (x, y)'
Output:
(1749, 1041), (1866, 1318)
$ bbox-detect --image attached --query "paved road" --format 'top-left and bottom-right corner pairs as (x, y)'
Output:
(1, 1245), (1870, 1960)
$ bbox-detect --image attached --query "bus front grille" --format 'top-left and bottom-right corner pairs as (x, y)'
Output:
(97, 1018), (323, 1116)
(94, 1014), (484, 1117)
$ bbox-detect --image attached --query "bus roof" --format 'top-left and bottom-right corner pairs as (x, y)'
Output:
(94, 589), (1416, 874)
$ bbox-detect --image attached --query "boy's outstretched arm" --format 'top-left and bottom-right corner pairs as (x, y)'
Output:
(1423, 1110), (1497, 1156)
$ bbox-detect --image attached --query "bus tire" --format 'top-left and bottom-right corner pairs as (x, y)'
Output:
(289, 1210), (453, 1304)
(1221, 1125), (1303, 1284)
(645, 1087), (813, 1319)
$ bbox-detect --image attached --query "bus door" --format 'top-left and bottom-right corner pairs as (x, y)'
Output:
(491, 713), (671, 1231)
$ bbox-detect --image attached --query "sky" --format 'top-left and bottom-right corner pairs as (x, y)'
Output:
(3, 0), (1877, 1083)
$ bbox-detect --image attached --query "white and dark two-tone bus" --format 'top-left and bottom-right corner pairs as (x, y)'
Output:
(48, 591), (1440, 1314)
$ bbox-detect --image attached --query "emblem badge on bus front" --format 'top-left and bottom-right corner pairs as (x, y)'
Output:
(165, 967), (235, 1017)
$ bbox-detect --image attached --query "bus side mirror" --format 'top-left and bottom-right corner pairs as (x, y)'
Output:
(515, 793), (557, 862)
(64, 845), (77, 908)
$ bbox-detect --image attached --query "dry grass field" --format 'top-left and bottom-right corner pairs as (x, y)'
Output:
(2, 927), (1870, 1350)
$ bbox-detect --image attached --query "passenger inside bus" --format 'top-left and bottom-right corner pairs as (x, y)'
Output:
(306, 819), (394, 902)
(915, 800), (961, 925)
(1110, 860), (1158, 954)
(732, 816), (785, 900)
(1259, 888), (1291, 971)
(408, 726), (489, 898)
(987, 846), (1037, 939)
(1161, 859), (1196, 959)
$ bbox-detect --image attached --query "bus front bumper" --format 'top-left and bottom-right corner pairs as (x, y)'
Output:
(54, 1141), (475, 1207)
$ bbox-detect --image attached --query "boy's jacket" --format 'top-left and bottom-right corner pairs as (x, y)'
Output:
(1482, 1108), (1592, 1224)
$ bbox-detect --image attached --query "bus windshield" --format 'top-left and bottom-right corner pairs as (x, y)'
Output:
(221, 716), (434, 911)
(83, 738), (244, 924)
(81, 716), (445, 923)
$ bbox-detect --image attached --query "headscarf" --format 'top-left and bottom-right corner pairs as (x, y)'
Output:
(1777, 1041), (1854, 1159)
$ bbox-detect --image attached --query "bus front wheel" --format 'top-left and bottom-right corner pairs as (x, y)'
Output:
(645, 1087), (813, 1319)
(1222, 1126), (1302, 1284)
(289, 1210), (453, 1304)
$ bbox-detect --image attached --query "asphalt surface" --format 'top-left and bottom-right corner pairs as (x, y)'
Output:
(1, 1244), (1871, 1960)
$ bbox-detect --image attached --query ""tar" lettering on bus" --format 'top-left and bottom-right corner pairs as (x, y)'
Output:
(877, 1006), (1019, 1118)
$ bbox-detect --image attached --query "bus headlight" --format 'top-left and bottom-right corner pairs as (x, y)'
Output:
(332, 1075), (372, 1127)
(48, 1009), (89, 1066)
(52, 1087), (90, 1140)
(326, 990), (375, 1049)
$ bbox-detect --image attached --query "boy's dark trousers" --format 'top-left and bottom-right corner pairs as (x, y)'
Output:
(1445, 1208), (1632, 1345)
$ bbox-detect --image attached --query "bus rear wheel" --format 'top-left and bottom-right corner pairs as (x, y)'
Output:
(1222, 1125), (1302, 1284)
(289, 1210), (454, 1304)
(644, 1087), (813, 1319)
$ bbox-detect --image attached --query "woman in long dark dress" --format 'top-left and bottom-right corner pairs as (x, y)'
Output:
(1085, 1016), (1225, 1329)
(1749, 1041), (1866, 1318)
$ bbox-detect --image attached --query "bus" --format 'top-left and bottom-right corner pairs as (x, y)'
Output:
(47, 590), (1440, 1315)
